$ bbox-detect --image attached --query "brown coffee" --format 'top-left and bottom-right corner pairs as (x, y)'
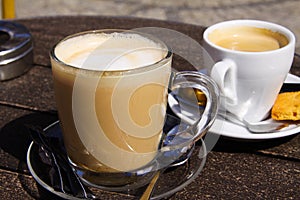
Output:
(51, 31), (171, 173)
(208, 26), (289, 52)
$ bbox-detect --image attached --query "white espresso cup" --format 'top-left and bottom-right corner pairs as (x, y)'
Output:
(203, 20), (296, 122)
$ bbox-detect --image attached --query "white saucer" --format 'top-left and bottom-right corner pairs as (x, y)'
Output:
(209, 117), (300, 140)
(168, 73), (300, 140)
(209, 73), (300, 140)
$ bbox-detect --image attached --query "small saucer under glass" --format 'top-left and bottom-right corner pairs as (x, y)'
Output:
(26, 121), (207, 200)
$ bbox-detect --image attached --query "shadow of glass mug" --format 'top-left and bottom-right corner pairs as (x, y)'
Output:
(203, 20), (296, 122)
(50, 29), (219, 191)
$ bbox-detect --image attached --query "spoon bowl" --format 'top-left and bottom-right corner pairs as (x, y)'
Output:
(218, 110), (288, 133)
(168, 92), (291, 133)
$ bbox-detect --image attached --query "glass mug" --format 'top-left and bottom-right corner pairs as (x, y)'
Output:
(50, 29), (219, 191)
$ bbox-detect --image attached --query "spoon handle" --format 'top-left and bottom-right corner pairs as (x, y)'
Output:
(140, 171), (161, 200)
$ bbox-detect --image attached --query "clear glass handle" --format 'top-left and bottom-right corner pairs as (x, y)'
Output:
(169, 71), (220, 142)
(124, 71), (220, 172)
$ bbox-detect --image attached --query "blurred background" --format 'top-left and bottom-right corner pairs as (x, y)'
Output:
(1, 0), (300, 51)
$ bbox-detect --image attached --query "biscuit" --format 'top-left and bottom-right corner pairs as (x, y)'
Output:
(271, 91), (300, 121)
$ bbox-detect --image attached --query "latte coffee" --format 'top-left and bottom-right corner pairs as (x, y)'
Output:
(51, 30), (172, 178)
(208, 26), (289, 52)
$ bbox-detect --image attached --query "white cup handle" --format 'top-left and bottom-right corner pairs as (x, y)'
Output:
(211, 59), (237, 105)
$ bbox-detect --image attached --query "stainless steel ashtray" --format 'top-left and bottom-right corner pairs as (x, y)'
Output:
(0, 20), (33, 81)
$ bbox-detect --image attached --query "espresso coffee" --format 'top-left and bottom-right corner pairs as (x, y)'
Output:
(208, 26), (289, 52)
(51, 31), (171, 174)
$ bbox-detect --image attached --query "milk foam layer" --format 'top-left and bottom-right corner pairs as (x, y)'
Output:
(55, 32), (167, 71)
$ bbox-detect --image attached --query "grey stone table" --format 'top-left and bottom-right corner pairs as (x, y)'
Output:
(0, 16), (299, 199)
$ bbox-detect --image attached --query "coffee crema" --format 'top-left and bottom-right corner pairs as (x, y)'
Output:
(51, 31), (171, 173)
(208, 26), (289, 52)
